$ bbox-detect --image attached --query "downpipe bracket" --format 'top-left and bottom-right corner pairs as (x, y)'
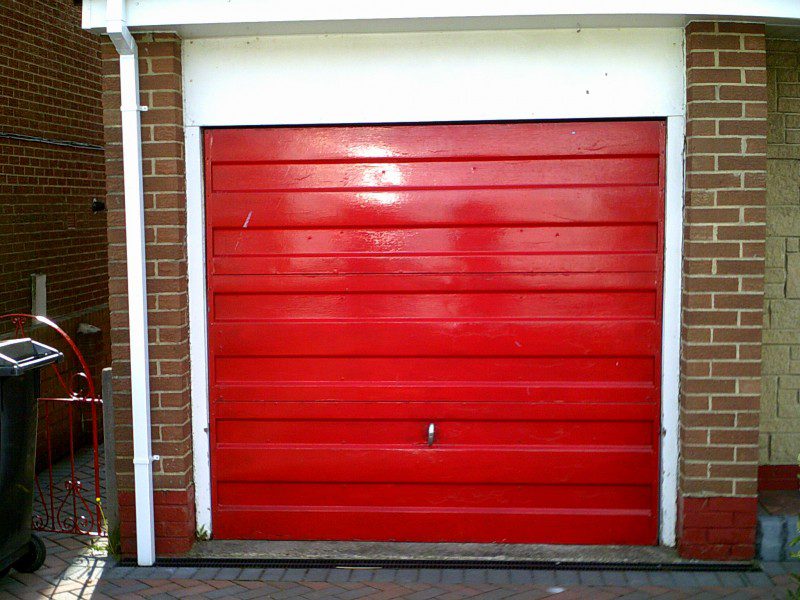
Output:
(132, 455), (160, 465)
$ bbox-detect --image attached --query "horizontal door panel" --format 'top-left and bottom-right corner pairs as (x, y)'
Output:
(212, 225), (658, 257)
(211, 157), (660, 192)
(215, 447), (656, 484)
(211, 255), (660, 278)
(207, 187), (661, 227)
(211, 321), (659, 356)
(213, 291), (658, 322)
(217, 482), (652, 510)
(213, 356), (656, 385)
(216, 419), (654, 447)
(213, 387), (659, 406)
(210, 272), (660, 292)
(207, 121), (663, 162)
(212, 508), (657, 544)
(214, 401), (658, 421)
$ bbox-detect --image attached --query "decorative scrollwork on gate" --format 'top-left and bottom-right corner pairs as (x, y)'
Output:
(0, 313), (105, 537)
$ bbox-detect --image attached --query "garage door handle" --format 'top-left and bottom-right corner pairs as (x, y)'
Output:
(427, 423), (435, 447)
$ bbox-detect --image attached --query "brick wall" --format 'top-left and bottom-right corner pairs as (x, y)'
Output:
(101, 33), (195, 556)
(680, 22), (768, 560)
(0, 0), (107, 319)
(0, 0), (110, 462)
(759, 36), (800, 489)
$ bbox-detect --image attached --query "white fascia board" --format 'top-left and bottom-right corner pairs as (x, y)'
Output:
(183, 28), (685, 127)
(82, 0), (800, 34)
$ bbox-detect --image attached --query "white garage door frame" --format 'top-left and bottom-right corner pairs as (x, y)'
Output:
(183, 26), (686, 546)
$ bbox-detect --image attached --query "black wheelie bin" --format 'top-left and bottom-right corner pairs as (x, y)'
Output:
(0, 338), (63, 578)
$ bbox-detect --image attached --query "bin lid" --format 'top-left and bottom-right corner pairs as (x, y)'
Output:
(0, 338), (63, 377)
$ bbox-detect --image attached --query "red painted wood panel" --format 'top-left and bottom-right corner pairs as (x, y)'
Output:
(212, 510), (655, 545)
(209, 187), (661, 227)
(211, 256), (661, 277)
(206, 121), (662, 161)
(213, 402), (660, 420)
(216, 419), (654, 447)
(215, 448), (656, 485)
(210, 157), (659, 191)
(213, 290), (658, 321)
(211, 225), (658, 256)
(205, 121), (666, 544)
(213, 357), (656, 384)
(217, 483), (653, 510)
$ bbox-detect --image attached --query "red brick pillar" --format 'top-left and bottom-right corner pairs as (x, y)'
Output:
(102, 33), (195, 556)
(680, 22), (767, 560)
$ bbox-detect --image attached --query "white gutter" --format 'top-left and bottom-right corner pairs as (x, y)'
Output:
(106, 0), (157, 567)
(83, 0), (800, 35)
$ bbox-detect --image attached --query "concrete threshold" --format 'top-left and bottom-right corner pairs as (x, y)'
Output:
(189, 540), (696, 565)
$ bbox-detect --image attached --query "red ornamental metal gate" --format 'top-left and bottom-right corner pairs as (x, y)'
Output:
(1, 314), (105, 537)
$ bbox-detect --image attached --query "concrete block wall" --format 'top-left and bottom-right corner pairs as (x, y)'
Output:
(761, 36), (800, 486)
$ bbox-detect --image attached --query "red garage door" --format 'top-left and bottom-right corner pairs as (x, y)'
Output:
(205, 121), (665, 545)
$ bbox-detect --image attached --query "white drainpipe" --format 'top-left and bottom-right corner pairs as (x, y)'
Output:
(106, 0), (156, 567)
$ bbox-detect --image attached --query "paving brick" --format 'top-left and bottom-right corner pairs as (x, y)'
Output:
(440, 570), (466, 584)
(192, 567), (220, 580)
(692, 571), (723, 587)
(578, 571), (604, 586)
(326, 568), (353, 583)
(613, 592), (653, 600)
(485, 571), (511, 585)
(339, 587), (383, 600)
(206, 583), (247, 598)
(172, 567), (199, 579)
(622, 571), (650, 587)
(347, 569), (377, 582)
(462, 569), (487, 584)
(714, 572), (747, 587)
(644, 572), (676, 588)
(417, 570), (443, 584)
(102, 566), (133, 580)
(600, 571), (629, 586)
(278, 568), (308, 582)
(671, 572), (701, 588)
(760, 561), (788, 575)
(305, 568), (333, 582)
(470, 589), (522, 600)
(143, 593), (175, 600)
(394, 588), (445, 600)
(508, 570), (535, 585)
(555, 571), (581, 586)
(743, 571), (774, 586)
(393, 570), (421, 584)
(256, 568), (283, 581)
(149, 567), (178, 579)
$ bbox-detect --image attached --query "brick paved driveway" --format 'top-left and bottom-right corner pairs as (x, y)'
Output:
(0, 533), (796, 599)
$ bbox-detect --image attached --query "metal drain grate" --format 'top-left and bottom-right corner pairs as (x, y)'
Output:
(118, 557), (760, 572)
